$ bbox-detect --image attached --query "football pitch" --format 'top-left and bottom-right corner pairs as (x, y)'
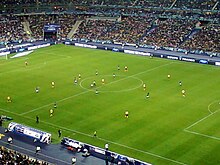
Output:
(0, 44), (220, 165)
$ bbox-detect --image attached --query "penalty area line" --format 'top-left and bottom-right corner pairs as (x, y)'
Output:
(184, 109), (220, 130)
(184, 109), (220, 141)
(184, 129), (220, 141)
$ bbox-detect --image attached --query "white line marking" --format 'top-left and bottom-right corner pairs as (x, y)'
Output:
(207, 100), (220, 114)
(97, 137), (187, 165)
(184, 129), (220, 141)
(184, 109), (220, 130)
(21, 62), (173, 115)
(0, 63), (46, 75)
(0, 52), (70, 76)
(79, 74), (143, 92)
(0, 107), (186, 165)
(21, 90), (89, 115)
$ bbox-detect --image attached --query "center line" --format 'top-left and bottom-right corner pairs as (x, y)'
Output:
(21, 62), (173, 115)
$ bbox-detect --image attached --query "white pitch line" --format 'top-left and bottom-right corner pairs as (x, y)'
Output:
(21, 90), (89, 115)
(0, 63), (46, 76)
(184, 109), (220, 130)
(97, 137), (187, 165)
(184, 129), (220, 141)
(21, 62), (173, 115)
(79, 74), (144, 92)
(0, 107), (187, 165)
(0, 52), (71, 76)
(207, 100), (220, 114)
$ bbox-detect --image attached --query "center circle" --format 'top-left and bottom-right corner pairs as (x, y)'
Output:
(79, 75), (143, 92)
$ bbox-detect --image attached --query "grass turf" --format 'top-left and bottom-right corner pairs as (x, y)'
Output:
(0, 44), (220, 165)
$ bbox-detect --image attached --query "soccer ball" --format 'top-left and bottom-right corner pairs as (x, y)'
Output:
(167, 74), (171, 78)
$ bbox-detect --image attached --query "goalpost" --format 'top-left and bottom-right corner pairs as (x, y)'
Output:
(0, 51), (10, 60)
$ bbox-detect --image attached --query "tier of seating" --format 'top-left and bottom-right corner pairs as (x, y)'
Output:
(180, 24), (220, 52)
(134, 0), (173, 8)
(0, 146), (49, 165)
(0, 15), (27, 43)
(26, 14), (81, 40)
(0, 14), (219, 53)
(0, 0), (219, 10)
(173, 0), (219, 10)
(141, 19), (197, 48)
(74, 16), (152, 44)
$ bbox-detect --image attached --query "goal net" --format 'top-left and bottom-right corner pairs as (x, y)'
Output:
(0, 52), (10, 60)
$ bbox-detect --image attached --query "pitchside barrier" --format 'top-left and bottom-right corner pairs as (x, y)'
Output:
(1, 40), (219, 66)
(8, 122), (52, 144)
(65, 40), (220, 66)
(0, 41), (55, 57)
(61, 137), (152, 165)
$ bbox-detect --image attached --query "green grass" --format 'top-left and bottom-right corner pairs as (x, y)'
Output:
(0, 44), (220, 165)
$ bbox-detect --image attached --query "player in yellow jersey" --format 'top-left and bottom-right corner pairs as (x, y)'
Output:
(124, 66), (128, 72)
(182, 89), (185, 97)
(7, 96), (12, 103)
(101, 78), (105, 84)
(51, 81), (55, 88)
(125, 111), (129, 118)
(50, 109), (54, 117)
(143, 83), (146, 91)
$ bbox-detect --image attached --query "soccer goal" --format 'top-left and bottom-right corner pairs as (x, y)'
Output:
(0, 52), (10, 60)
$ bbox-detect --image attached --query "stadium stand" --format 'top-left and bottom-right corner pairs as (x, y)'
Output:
(0, 0), (219, 163)
(174, 0), (219, 10)
(0, 146), (49, 165)
(141, 18), (197, 48)
(0, 15), (27, 43)
(180, 24), (220, 53)
(74, 16), (152, 44)
(134, 0), (174, 8)
(25, 14), (85, 41)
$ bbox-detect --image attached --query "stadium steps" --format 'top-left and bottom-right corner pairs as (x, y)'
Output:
(133, 0), (139, 6)
(212, 1), (219, 10)
(139, 24), (158, 42)
(179, 28), (201, 46)
(22, 21), (32, 35)
(67, 20), (83, 39)
(169, 0), (177, 8)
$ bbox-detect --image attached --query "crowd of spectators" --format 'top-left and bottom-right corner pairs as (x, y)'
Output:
(0, 146), (49, 165)
(1, 0), (219, 11)
(141, 18), (197, 48)
(0, 0), (67, 6)
(180, 24), (220, 53)
(74, 16), (152, 43)
(27, 15), (55, 40)
(73, 15), (219, 53)
(0, 13), (219, 53)
(58, 14), (78, 40)
(26, 14), (83, 40)
(134, 0), (174, 8)
(174, 0), (219, 10)
(0, 15), (28, 43)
